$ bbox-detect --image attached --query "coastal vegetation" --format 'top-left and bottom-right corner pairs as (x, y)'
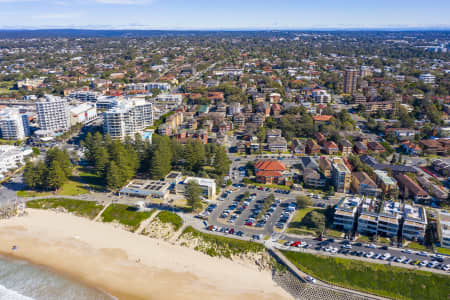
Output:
(101, 204), (153, 231)
(156, 211), (183, 230)
(82, 132), (230, 190)
(23, 147), (73, 191)
(282, 251), (450, 300)
(26, 198), (103, 219)
(181, 226), (264, 258)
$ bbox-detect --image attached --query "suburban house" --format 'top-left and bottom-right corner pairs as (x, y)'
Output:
(420, 139), (447, 155)
(401, 141), (422, 156)
(367, 141), (385, 153)
(291, 139), (305, 155)
(354, 141), (368, 154)
(339, 139), (353, 156)
(323, 141), (339, 155)
(267, 136), (288, 152)
(306, 139), (321, 154)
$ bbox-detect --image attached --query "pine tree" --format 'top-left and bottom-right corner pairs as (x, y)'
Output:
(106, 161), (123, 189)
(213, 146), (230, 176)
(46, 160), (66, 190)
(185, 180), (202, 211)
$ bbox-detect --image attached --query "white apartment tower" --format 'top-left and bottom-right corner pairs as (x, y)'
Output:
(103, 99), (153, 140)
(36, 96), (70, 132)
(0, 109), (26, 140)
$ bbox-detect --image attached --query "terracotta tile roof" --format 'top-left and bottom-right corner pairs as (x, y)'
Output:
(312, 115), (333, 122)
(255, 159), (286, 171)
(256, 170), (283, 177)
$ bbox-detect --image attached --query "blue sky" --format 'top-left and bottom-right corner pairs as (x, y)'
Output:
(0, 0), (449, 29)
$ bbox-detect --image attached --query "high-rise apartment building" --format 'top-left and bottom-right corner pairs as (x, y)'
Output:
(103, 99), (153, 140)
(0, 109), (27, 140)
(344, 67), (358, 94)
(35, 95), (70, 132)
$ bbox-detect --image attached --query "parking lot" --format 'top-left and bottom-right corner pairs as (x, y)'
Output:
(202, 186), (297, 239)
(276, 235), (450, 274)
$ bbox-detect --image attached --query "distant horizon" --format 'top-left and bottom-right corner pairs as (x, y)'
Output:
(0, 26), (449, 31)
(0, 0), (448, 31)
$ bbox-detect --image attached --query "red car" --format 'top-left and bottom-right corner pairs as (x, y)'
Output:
(291, 241), (302, 247)
(229, 228), (235, 234)
(245, 222), (254, 226)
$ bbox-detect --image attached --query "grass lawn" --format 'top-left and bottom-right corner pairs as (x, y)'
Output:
(156, 211), (183, 230)
(181, 226), (264, 258)
(325, 229), (344, 238)
(287, 207), (323, 235)
(407, 242), (428, 251)
(17, 190), (53, 198)
(436, 247), (450, 255)
(26, 198), (103, 219)
(356, 235), (372, 243)
(282, 251), (450, 300)
(101, 204), (153, 231)
(18, 168), (103, 198)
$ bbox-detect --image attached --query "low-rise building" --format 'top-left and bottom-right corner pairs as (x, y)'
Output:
(438, 210), (450, 249)
(333, 196), (362, 231)
(395, 174), (429, 201)
(402, 204), (427, 241)
(339, 139), (352, 156)
(291, 139), (305, 155)
(267, 136), (287, 152)
(377, 201), (402, 237)
(352, 171), (381, 198)
(176, 176), (216, 200)
(374, 170), (398, 195)
(357, 198), (379, 236)
(119, 179), (170, 199)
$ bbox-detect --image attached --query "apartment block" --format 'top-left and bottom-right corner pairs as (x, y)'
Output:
(103, 99), (153, 140)
(402, 204), (427, 241)
(331, 157), (352, 193)
(0, 109), (27, 140)
(439, 210), (450, 249)
(377, 201), (402, 237)
(36, 95), (70, 132)
(333, 196), (362, 231)
(357, 198), (378, 235)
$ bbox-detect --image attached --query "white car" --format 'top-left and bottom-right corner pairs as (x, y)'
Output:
(442, 264), (450, 271)
(330, 247), (338, 254)
(419, 260), (428, 267)
(324, 247), (332, 252)
(417, 251), (428, 257)
(305, 276), (316, 283)
(365, 252), (374, 258)
(402, 249), (412, 254)
(365, 243), (376, 249)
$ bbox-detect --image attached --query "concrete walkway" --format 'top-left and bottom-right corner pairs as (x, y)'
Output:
(93, 201), (111, 222)
(169, 223), (188, 243)
(135, 210), (160, 234)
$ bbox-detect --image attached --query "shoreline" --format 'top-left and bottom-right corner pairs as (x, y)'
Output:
(0, 209), (292, 300)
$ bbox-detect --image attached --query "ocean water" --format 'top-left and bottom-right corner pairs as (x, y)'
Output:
(0, 255), (114, 300)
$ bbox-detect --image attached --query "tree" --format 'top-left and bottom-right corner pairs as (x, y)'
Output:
(185, 180), (202, 211)
(296, 195), (313, 209)
(106, 161), (123, 190)
(303, 211), (326, 234)
(46, 160), (67, 190)
(213, 146), (230, 176)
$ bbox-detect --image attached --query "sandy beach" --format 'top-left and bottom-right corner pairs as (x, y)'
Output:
(0, 209), (292, 300)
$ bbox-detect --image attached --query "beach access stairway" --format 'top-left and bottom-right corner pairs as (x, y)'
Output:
(93, 202), (111, 222)
(135, 210), (160, 234)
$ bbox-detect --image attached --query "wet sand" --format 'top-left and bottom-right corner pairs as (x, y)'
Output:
(0, 209), (292, 300)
